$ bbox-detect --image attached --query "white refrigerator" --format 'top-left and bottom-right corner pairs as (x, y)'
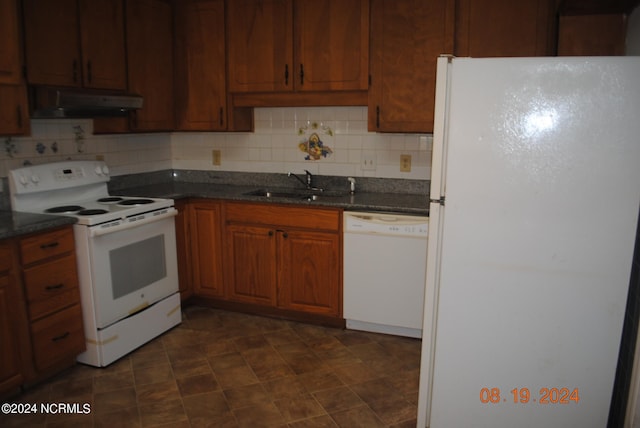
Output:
(417, 56), (640, 427)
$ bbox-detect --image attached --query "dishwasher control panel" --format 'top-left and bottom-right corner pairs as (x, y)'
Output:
(344, 212), (428, 237)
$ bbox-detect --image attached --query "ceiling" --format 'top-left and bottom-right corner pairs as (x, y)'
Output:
(559, 0), (640, 15)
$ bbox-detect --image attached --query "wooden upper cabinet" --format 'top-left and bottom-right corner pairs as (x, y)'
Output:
(126, 0), (174, 131)
(294, 0), (369, 91)
(227, 0), (293, 93)
(558, 14), (627, 56)
(369, 0), (454, 133)
(227, 0), (368, 93)
(174, 0), (228, 130)
(454, 0), (557, 57)
(23, 0), (127, 90)
(0, 0), (21, 85)
(0, 85), (29, 135)
(0, 0), (29, 136)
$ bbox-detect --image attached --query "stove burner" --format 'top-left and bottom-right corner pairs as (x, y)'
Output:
(98, 197), (124, 204)
(118, 198), (154, 206)
(77, 209), (109, 216)
(45, 205), (85, 213)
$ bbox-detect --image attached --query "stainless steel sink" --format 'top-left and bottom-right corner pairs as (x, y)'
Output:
(243, 189), (321, 200)
(243, 188), (350, 202)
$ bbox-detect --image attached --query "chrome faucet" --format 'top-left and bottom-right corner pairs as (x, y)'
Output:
(288, 170), (322, 191)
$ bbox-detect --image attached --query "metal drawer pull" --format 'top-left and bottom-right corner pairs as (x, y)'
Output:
(40, 242), (60, 249)
(52, 332), (70, 342)
(45, 283), (64, 291)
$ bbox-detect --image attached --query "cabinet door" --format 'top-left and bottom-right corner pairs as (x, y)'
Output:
(174, 0), (227, 130)
(278, 230), (341, 316)
(455, 0), (556, 57)
(294, 0), (369, 91)
(558, 14), (626, 56)
(189, 201), (225, 297)
(23, 0), (81, 87)
(227, 0), (293, 93)
(126, 0), (174, 131)
(23, 0), (126, 89)
(225, 225), (278, 305)
(0, 0), (21, 85)
(369, 0), (454, 133)
(78, 0), (127, 89)
(0, 85), (29, 135)
(0, 275), (22, 392)
(174, 200), (193, 301)
(0, 243), (23, 393)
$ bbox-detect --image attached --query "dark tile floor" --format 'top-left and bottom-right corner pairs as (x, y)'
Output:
(1, 306), (422, 427)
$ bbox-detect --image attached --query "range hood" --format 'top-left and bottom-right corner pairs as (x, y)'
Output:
(30, 86), (144, 118)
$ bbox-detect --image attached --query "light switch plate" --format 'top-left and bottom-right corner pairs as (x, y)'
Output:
(212, 150), (221, 166)
(400, 154), (411, 172)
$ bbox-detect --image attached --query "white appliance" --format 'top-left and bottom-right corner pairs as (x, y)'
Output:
(417, 56), (640, 427)
(9, 160), (181, 367)
(343, 211), (428, 338)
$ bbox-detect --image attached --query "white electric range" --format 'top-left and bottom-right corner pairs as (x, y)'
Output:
(9, 160), (181, 367)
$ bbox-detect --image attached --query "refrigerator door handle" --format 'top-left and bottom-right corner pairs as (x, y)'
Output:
(429, 197), (445, 206)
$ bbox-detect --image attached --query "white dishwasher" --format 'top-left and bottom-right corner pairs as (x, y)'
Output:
(343, 211), (428, 338)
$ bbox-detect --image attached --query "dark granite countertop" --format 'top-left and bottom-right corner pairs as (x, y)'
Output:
(109, 170), (430, 215)
(0, 170), (428, 239)
(116, 181), (429, 215)
(0, 210), (77, 240)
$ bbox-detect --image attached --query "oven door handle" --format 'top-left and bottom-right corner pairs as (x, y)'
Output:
(89, 208), (178, 238)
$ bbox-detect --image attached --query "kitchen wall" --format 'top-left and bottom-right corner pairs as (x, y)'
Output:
(0, 106), (432, 182)
(172, 107), (432, 180)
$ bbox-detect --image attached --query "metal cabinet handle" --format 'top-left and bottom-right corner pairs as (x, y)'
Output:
(40, 242), (60, 249)
(284, 64), (289, 85)
(45, 283), (64, 291)
(86, 60), (92, 83)
(52, 332), (70, 342)
(16, 104), (22, 129)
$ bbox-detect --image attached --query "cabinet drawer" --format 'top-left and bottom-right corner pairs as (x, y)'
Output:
(31, 304), (85, 371)
(20, 227), (75, 265)
(23, 254), (80, 320)
(225, 202), (341, 231)
(0, 244), (11, 272)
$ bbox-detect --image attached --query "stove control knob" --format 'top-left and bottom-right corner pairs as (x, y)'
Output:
(19, 175), (28, 186)
(31, 175), (40, 184)
(102, 165), (110, 176)
(95, 165), (103, 176)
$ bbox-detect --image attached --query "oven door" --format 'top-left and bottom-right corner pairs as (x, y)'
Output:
(86, 209), (179, 329)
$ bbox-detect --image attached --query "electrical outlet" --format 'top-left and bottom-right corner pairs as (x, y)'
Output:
(212, 150), (221, 166)
(400, 154), (412, 172)
(362, 153), (377, 171)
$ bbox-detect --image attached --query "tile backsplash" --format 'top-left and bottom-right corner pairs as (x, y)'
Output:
(0, 106), (432, 181)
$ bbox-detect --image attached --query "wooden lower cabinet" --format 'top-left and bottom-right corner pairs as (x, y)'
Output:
(1, 225), (84, 397)
(0, 242), (26, 396)
(174, 199), (193, 301)
(182, 200), (343, 325)
(226, 224), (278, 305)
(30, 304), (84, 372)
(188, 200), (225, 298)
(19, 226), (85, 377)
(277, 229), (340, 317)
(223, 202), (342, 324)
